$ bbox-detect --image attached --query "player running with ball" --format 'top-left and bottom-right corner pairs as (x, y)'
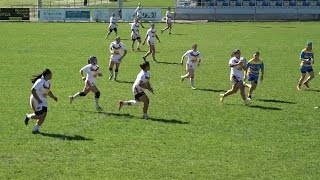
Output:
(220, 50), (251, 105)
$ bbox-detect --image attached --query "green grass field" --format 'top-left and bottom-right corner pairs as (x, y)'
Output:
(0, 21), (320, 179)
(0, 0), (174, 7)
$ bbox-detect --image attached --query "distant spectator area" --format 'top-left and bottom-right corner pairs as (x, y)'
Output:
(175, 0), (320, 6)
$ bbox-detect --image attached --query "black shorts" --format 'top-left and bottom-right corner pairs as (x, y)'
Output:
(132, 37), (141, 41)
(134, 92), (145, 100)
(109, 28), (117, 33)
(35, 106), (48, 115)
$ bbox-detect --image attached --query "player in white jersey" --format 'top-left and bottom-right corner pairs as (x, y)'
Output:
(69, 56), (103, 111)
(161, 7), (173, 34)
(24, 69), (58, 134)
(142, 23), (160, 62)
(220, 50), (251, 105)
(180, 44), (202, 90)
(106, 13), (118, 39)
(108, 36), (128, 81)
(119, 61), (154, 119)
(132, 3), (144, 28)
(131, 18), (141, 51)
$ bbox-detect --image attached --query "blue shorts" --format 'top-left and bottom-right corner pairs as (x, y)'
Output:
(248, 74), (259, 84)
(300, 66), (313, 73)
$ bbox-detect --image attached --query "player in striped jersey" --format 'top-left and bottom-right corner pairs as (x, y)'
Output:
(244, 52), (264, 99)
(297, 41), (314, 90)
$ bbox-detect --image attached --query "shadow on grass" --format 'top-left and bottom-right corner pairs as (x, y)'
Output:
(170, 33), (186, 35)
(116, 80), (134, 84)
(248, 105), (282, 110)
(156, 61), (180, 65)
(147, 117), (189, 124)
(39, 132), (93, 141)
(73, 110), (189, 124)
(257, 26), (272, 28)
(196, 88), (226, 93)
(305, 89), (320, 93)
(257, 98), (296, 104)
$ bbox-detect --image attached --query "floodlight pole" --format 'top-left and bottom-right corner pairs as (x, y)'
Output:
(118, 0), (123, 9)
(38, 0), (42, 8)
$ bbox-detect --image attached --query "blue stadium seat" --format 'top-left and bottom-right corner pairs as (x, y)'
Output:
(249, 0), (256, 5)
(276, 0), (283, 5)
(303, 0), (310, 5)
(242, 0), (250, 5)
(263, 0), (270, 6)
(289, 0), (296, 6)
(216, 0), (228, 6)
(310, 0), (317, 5)
(257, 0), (263, 5)
(230, 0), (242, 6)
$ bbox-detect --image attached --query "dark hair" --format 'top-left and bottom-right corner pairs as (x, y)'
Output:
(88, 56), (97, 64)
(31, 69), (51, 84)
(140, 61), (150, 70)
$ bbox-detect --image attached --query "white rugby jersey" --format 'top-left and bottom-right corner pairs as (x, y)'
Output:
(81, 64), (100, 83)
(31, 77), (51, 100)
(132, 70), (150, 94)
(146, 28), (156, 42)
(131, 23), (140, 37)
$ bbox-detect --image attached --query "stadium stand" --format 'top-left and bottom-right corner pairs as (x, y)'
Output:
(176, 0), (320, 6)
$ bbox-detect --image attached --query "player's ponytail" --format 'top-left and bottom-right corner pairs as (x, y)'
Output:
(31, 69), (52, 84)
(140, 61), (150, 70)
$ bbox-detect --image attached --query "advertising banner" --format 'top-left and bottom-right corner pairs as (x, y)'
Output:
(39, 8), (90, 21)
(0, 8), (29, 21)
(122, 8), (162, 22)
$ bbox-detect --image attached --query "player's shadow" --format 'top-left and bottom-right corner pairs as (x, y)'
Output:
(257, 98), (296, 104)
(196, 88), (226, 93)
(248, 105), (282, 110)
(170, 33), (186, 35)
(116, 80), (134, 84)
(73, 110), (188, 124)
(156, 61), (180, 65)
(305, 89), (320, 93)
(257, 26), (272, 28)
(147, 117), (189, 124)
(99, 112), (135, 118)
(39, 132), (93, 141)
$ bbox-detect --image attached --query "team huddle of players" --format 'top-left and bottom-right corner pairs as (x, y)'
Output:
(24, 4), (315, 134)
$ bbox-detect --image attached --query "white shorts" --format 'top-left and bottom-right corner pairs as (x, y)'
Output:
(30, 95), (47, 112)
(230, 74), (243, 85)
(109, 24), (116, 30)
(85, 79), (96, 88)
(148, 40), (155, 46)
(131, 33), (141, 40)
(110, 55), (122, 63)
(186, 63), (196, 70)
